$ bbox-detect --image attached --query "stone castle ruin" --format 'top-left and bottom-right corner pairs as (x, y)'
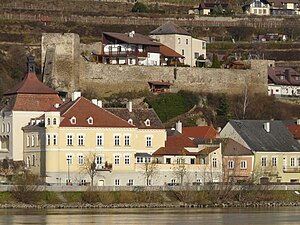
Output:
(41, 33), (273, 97)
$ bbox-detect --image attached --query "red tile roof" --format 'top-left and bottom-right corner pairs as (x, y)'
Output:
(59, 97), (135, 128)
(4, 72), (58, 96)
(222, 138), (253, 156)
(160, 45), (184, 58)
(288, 125), (300, 139)
(165, 135), (196, 148)
(153, 147), (196, 156)
(182, 126), (218, 139)
(198, 146), (219, 155)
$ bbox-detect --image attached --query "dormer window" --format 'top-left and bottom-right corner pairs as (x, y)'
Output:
(145, 119), (151, 127)
(87, 117), (93, 125)
(70, 116), (76, 125)
(128, 119), (133, 125)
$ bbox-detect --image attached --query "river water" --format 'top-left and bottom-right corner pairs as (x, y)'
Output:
(0, 207), (299, 225)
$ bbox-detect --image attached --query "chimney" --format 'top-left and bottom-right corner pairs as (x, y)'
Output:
(92, 99), (97, 105)
(128, 31), (135, 38)
(97, 100), (102, 108)
(176, 121), (182, 133)
(127, 101), (132, 112)
(263, 122), (270, 133)
(71, 91), (81, 101)
(54, 103), (60, 108)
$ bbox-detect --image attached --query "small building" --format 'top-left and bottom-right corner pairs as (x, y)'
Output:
(198, 2), (229, 15)
(148, 81), (173, 92)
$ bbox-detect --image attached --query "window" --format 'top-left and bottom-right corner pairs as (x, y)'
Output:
(53, 134), (57, 145)
(53, 118), (57, 125)
(26, 156), (30, 168)
(80, 179), (86, 186)
(67, 135), (73, 146)
(47, 118), (51, 125)
(280, 75), (285, 80)
(186, 39), (188, 45)
(261, 157), (267, 167)
(240, 160), (247, 169)
(37, 135), (40, 147)
(114, 155), (120, 165)
(145, 157), (151, 163)
(272, 157), (277, 166)
(47, 134), (51, 146)
(125, 155), (130, 165)
(128, 119), (133, 125)
(146, 136), (152, 147)
(137, 157), (143, 163)
(128, 179), (134, 186)
(124, 135), (130, 146)
(31, 135), (35, 147)
(202, 42), (206, 49)
(115, 179), (120, 186)
(1, 123), (5, 133)
(228, 160), (234, 169)
(182, 49), (185, 56)
(87, 117), (93, 125)
(178, 38), (181, 44)
(147, 179), (151, 186)
(96, 155), (103, 167)
(78, 135), (84, 146)
(212, 158), (217, 168)
(291, 157), (295, 167)
(145, 119), (150, 127)
(78, 155), (84, 165)
(166, 158), (171, 164)
(114, 135), (120, 146)
(32, 155), (35, 166)
(6, 123), (10, 133)
(171, 179), (176, 184)
(191, 158), (195, 164)
(70, 117), (76, 124)
(194, 52), (199, 59)
(96, 135), (103, 146)
(66, 155), (73, 165)
(298, 158), (300, 166)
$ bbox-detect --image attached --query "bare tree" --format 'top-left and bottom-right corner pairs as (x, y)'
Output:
(81, 153), (98, 186)
(173, 158), (187, 186)
(141, 161), (158, 186)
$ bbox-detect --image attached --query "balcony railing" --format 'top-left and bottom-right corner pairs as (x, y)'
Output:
(95, 163), (112, 171)
(283, 167), (300, 173)
(103, 50), (147, 58)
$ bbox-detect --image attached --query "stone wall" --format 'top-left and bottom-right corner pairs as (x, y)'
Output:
(41, 33), (272, 97)
(80, 59), (272, 96)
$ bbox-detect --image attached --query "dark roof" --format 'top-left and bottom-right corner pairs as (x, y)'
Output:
(103, 32), (160, 46)
(59, 97), (134, 128)
(222, 138), (253, 156)
(193, 138), (222, 146)
(105, 108), (164, 129)
(227, 120), (300, 152)
(150, 21), (190, 36)
(198, 146), (219, 155)
(167, 129), (182, 136)
(268, 67), (300, 86)
(199, 2), (228, 9)
(165, 135), (196, 148)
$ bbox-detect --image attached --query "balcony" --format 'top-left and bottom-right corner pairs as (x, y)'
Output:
(283, 167), (300, 173)
(95, 162), (112, 171)
(103, 50), (147, 58)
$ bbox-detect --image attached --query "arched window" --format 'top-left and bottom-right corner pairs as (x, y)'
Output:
(26, 156), (31, 168)
(53, 118), (57, 125)
(47, 118), (51, 125)
(128, 119), (133, 125)
(31, 135), (35, 147)
(6, 123), (10, 133)
(2, 123), (5, 133)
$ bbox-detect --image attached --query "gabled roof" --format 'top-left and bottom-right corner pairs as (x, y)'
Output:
(165, 135), (196, 148)
(153, 147), (196, 156)
(149, 21), (190, 36)
(105, 108), (164, 129)
(222, 138), (254, 156)
(4, 72), (58, 96)
(59, 97), (134, 128)
(103, 32), (161, 46)
(268, 67), (300, 86)
(287, 124), (300, 139)
(160, 45), (185, 58)
(227, 120), (300, 152)
(198, 146), (219, 155)
(243, 0), (271, 7)
(182, 126), (218, 139)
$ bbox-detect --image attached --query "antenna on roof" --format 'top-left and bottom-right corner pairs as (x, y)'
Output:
(27, 55), (36, 73)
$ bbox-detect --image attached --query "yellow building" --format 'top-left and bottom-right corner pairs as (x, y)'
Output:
(23, 94), (166, 186)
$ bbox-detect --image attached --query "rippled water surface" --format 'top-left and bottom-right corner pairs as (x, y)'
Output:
(0, 207), (300, 225)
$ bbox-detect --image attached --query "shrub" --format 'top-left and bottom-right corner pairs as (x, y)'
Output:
(131, 2), (148, 13)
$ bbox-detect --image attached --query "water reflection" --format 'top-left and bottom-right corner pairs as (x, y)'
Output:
(0, 207), (299, 225)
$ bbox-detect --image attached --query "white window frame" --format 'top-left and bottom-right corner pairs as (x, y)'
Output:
(87, 116), (93, 125)
(6, 123), (10, 133)
(240, 160), (247, 169)
(212, 158), (217, 168)
(96, 134), (104, 146)
(78, 154), (84, 165)
(78, 134), (85, 146)
(261, 156), (267, 167)
(114, 134), (120, 146)
(115, 179), (120, 186)
(53, 117), (57, 125)
(53, 134), (58, 145)
(47, 134), (51, 146)
(66, 134), (73, 146)
(228, 160), (234, 169)
(66, 154), (73, 165)
(291, 157), (295, 167)
(70, 116), (76, 125)
(47, 118), (51, 126)
(114, 155), (120, 165)
(124, 155), (130, 165)
(146, 136), (152, 147)
(31, 135), (35, 147)
(128, 179), (134, 186)
(272, 157), (277, 167)
(124, 135), (130, 146)
(26, 135), (30, 147)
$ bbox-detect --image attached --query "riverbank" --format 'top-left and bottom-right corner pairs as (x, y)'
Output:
(1, 189), (300, 209)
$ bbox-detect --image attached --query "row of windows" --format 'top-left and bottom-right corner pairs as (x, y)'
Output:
(178, 38), (189, 45)
(66, 154), (141, 167)
(228, 160), (247, 170)
(261, 156), (300, 167)
(26, 135), (40, 147)
(1, 123), (11, 133)
(43, 134), (153, 148)
(26, 154), (36, 167)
